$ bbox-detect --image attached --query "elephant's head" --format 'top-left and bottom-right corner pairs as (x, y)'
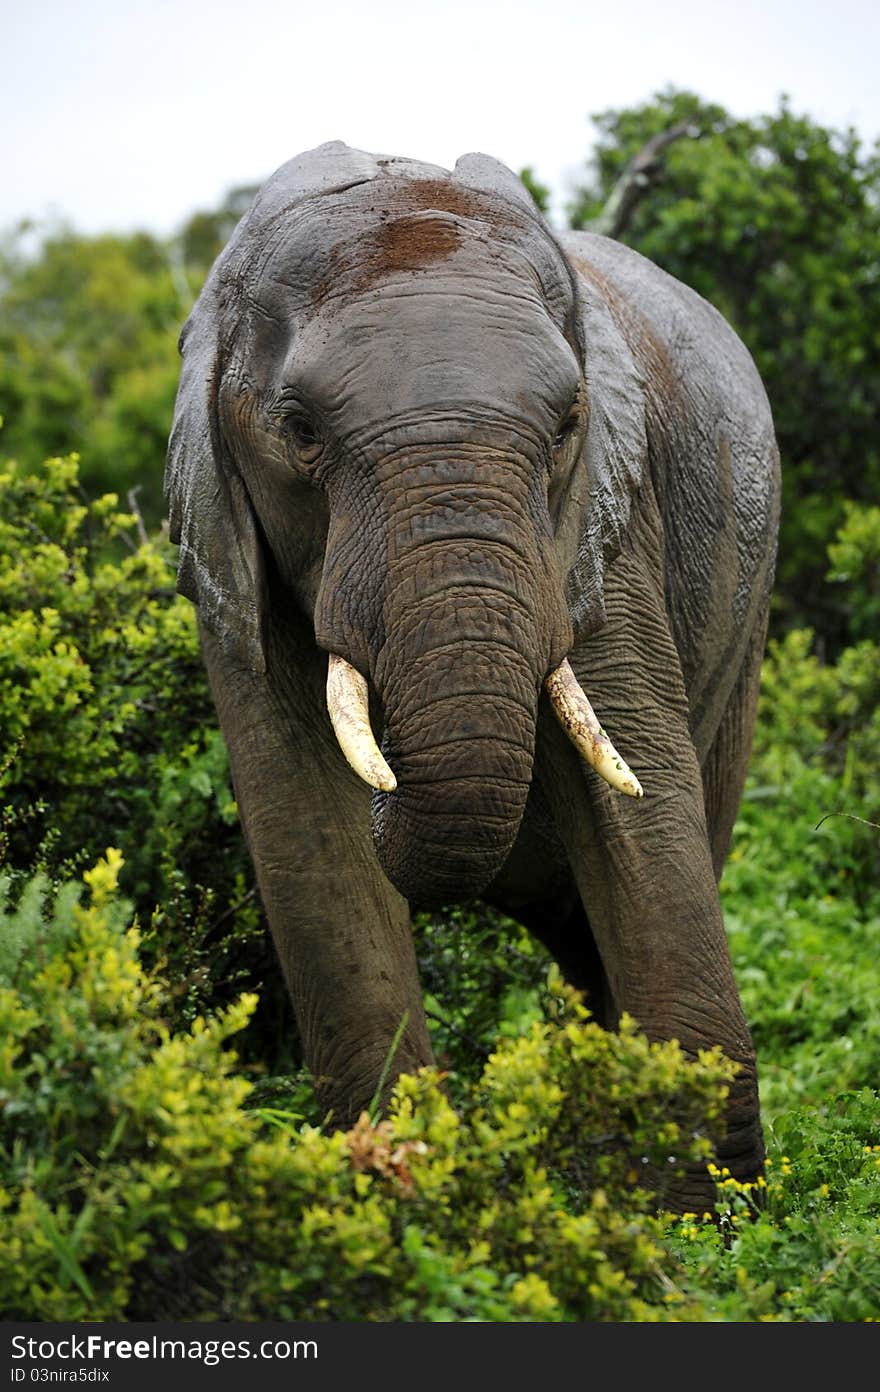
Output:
(166, 142), (645, 905)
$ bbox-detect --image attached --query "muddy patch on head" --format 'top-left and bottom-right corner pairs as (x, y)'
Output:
(311, 210), (472, 305)
(395, 178), (507, 224)
(337, 212), (468, 297)
(307, 178), (529, 308)
(375, 214), (463, 273)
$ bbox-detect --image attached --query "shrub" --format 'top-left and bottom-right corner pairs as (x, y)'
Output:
(412, 902), (552, 1092)
(664, 1089), (880, 1321)
(827, 502), (880, 645)
(723, 585), (880, 1118)
(0, 451), (293, 1054)
(0, 453), (221, 887)
(0, 854), (739, 1322)
(749, 500), (880, 895)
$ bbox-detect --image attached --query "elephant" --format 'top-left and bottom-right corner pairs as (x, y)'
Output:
(165, 140), (780, 1210)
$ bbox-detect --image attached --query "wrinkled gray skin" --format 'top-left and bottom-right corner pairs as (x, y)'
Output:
(166, 142), (780, 1210)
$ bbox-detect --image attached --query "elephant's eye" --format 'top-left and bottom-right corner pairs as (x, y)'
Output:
(285, 412), (324, 465)
(552, 399), (582, 452)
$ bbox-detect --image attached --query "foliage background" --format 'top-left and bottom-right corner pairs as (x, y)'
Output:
(1, 91), (878, 1320)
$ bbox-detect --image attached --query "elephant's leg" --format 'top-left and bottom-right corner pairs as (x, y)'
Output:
(536, 500), (764, 1210)
(700, 615), (768, 881)
(199, 623), (434, 1126)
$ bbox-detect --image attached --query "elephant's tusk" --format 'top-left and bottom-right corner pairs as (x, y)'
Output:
(326, 653), (397, 793)
(545, 659), (644, 799)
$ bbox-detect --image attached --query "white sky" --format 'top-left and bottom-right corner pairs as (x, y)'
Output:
(3, 0), (879, 236)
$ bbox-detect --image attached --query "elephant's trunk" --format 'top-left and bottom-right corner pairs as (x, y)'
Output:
(369, 558), (549, 905)
(315, 440), (571, 905)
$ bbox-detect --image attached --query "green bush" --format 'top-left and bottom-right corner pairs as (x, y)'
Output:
(0, 853), (740, 1322)
(664, 1090), (880, 1321)
(5, 852), (877, 1323)
(0, 452), (293, 1053)
(722, 514), (880, 1117)
(0, 452), (219, 885)
(413, 903), (551, 1090)
(827, 502), (880, 645)
(748, 500), (880, 898)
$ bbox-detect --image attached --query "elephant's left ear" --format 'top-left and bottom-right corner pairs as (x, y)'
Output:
(560, 252), (649, 638)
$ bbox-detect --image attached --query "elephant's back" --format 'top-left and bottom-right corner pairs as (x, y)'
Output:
(560, 229), (781, 759)
(560, 230), (774, 443)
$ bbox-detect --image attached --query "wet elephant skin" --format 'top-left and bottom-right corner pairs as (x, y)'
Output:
(166, 142), (781, 1211)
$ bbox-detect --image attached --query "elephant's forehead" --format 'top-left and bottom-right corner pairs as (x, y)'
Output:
(256, 213), (529, 313)
(249, 178), (574, 329)
(284, 286), (580, 426)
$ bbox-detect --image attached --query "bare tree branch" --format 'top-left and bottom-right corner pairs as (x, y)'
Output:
(590, 121), (698, 240)
(210, 886), (258, 934)
(815, 812), (880, 833)
(127, 486), (150, 547)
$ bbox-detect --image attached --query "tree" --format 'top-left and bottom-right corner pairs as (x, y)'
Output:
(0, 189), (264, 526)
(0, 228), (185, 522)
(570, 90), (880, 650)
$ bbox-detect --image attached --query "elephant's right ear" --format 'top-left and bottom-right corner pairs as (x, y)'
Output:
(165, 141), (382, 673)
(453, 153), (546, 219)
(165, 287), (268, 673)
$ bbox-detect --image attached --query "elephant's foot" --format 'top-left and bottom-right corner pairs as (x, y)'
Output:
(651, 1150), (765, 1218)
(309, 1024), (437, 1129)
(649, 1073), (765, 1216)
